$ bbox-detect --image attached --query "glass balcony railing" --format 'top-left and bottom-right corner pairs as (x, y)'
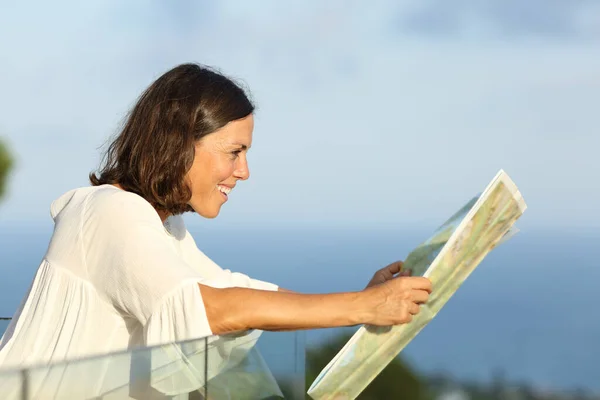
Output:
(0, 319), (9, 338)
(0, 320), (306, 400)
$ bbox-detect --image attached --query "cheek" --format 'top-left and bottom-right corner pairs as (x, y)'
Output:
(215, 159), (236, 181)
(188, 153), (236, 193)
(186, 161), (211, 195)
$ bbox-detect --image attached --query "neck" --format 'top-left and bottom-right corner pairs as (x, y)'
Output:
(157, 210), (170, 222)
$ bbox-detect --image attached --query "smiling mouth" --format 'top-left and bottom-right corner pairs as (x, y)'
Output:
(217, 185), (232, 197)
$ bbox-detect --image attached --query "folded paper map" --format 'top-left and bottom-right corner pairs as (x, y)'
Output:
(307, 169), (527, 400)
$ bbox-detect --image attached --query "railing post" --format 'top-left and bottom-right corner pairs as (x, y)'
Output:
(294, 330), (306, 399)
(204, 337), (208, 399)
(20, 369), (29, 400)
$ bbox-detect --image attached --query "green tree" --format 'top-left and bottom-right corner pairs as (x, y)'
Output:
(305, 332), (429, 400)
(0, 139), (12, 201)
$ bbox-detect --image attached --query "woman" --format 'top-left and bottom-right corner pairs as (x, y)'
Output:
(0, 63), (431, 374)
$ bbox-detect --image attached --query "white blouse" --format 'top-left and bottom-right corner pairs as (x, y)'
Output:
(0, 185), (278, 398)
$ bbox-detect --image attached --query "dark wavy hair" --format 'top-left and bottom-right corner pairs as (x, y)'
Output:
(90, 63), (255, 215)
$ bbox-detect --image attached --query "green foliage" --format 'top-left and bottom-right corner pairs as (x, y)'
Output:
(0, 139), (13, 201)
(305, 332), (429, 400)
(302, 332), (596, 400)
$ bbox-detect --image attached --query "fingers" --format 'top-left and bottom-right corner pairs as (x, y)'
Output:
(404, 276), (433, 292)
(411, 289), (430, 304)
(408, 302), (420, 315)
(382, 261), (403, 276)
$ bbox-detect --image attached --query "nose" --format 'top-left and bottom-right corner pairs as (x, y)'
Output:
(234, 154), (250, 181)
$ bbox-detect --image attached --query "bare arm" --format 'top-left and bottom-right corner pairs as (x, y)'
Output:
(199, 275), (432, 335)
(199, 285), (366, 334)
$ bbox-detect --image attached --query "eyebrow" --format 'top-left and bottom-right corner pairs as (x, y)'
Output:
(232, 143), (250, 150)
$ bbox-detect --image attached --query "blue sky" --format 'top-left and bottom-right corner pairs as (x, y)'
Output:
(0, 1), (599, 232)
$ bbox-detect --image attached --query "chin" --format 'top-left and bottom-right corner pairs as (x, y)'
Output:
(191, 205), (221, 219)
(202, 212), (219, 219)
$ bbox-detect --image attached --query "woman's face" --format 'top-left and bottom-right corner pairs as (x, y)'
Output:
(185, 114), (253, 218)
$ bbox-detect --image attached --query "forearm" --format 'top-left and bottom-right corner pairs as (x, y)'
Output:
(199, 284), (367, 335)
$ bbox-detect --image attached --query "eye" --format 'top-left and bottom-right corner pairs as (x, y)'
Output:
(230, 149), (242, 159)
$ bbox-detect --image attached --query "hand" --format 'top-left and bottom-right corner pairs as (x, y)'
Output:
(366, 260), (412, 289)
(361, 275), (432, 326)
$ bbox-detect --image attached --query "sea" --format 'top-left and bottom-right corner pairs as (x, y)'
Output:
(0, 223), (599, 393)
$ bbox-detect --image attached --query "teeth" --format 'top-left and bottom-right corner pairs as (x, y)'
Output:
(217, 185), (231, 195)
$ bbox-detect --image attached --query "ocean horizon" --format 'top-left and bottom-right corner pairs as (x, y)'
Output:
(1, 223), (599, 393)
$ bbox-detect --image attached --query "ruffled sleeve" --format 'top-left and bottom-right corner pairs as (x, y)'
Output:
(143, 279), (215, 347)
(82, 189), (223, 343)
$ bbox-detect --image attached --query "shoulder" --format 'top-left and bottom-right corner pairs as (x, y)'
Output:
(50, 185), (151, 223)
(86, 185), (152, 210)
(78, 185), (164, 237)
(85, 185), (158, 220)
